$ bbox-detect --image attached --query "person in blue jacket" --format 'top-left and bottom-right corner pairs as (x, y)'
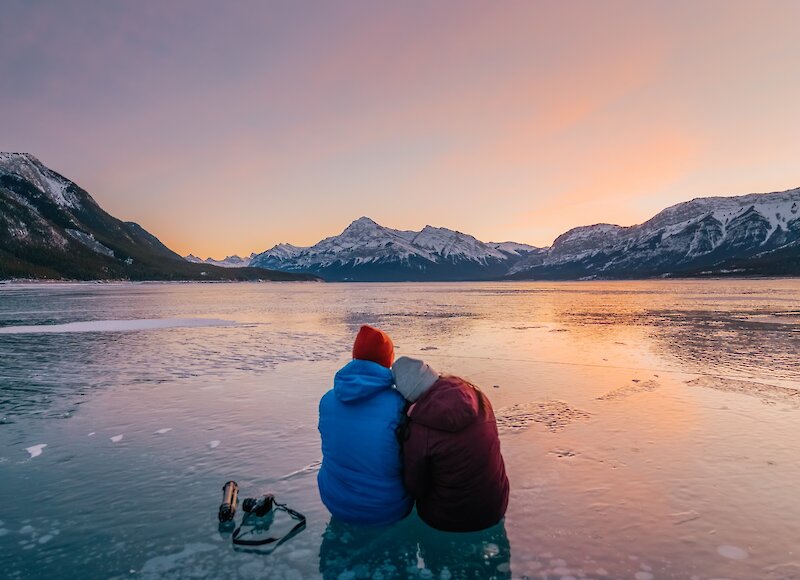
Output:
(318, 325), (412, 526)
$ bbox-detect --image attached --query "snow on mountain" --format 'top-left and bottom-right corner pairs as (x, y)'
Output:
(250, 217), (530, 280)
(486, 241), (541, 255)
(509, 186), (800, 278)
(183, 253), (256, 268)
(410, 225), (507, 262)
(0, 153), (80, 209)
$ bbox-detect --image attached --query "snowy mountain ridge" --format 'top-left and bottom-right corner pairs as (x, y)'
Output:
(0, 152), (318, 281)
(509, 187), (800, 278)
(184, 253), (257, 268)
(250, 217), (539, 280)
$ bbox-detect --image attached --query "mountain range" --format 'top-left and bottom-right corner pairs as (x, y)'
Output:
(245, 189), (800, 281)
(3, 153), (798, 281)
(249, 218), (540, 281)
(0, 153), (317, 281)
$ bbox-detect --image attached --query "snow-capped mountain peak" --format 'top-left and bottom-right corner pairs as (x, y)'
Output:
(182, 253), (258, 268)
(249, 217), (530, 279)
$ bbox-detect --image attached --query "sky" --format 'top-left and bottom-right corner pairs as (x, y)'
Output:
(1, 0), (799, 258)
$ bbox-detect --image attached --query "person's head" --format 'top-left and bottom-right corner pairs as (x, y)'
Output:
(392, 356), (439, 403)
(352, 325), (394, 368)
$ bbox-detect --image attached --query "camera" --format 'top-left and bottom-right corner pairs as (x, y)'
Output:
(242, 494), (275, 517)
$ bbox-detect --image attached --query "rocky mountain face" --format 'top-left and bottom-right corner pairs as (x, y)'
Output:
(508, 188), (800, 279)
(250, 217), (540, 281)
(0, 153), (317, 281)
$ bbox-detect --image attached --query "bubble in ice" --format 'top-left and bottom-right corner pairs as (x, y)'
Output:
(87, 432), (95, 437)
(25, 444), (46, 458)
(110, 435), (124, 443)
(209, 440), (221, 449)
(20, 525), (34, 535)
(717, 545), (749, 560)
(154, 428), (172, 434)
(38, 534), (53, 544)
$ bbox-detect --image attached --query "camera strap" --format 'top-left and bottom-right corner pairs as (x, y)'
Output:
(232, 501), (307, 547)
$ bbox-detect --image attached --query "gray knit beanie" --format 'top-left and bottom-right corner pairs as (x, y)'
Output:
(392, 356), (439, 403)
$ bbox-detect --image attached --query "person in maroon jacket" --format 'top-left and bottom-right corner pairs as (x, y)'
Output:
(392, 356), (510, 532)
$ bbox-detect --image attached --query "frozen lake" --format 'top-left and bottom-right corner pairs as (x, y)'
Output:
(1, 280), (799, 579)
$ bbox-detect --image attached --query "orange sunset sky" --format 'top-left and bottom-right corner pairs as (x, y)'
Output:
(1, 0), (799, 257)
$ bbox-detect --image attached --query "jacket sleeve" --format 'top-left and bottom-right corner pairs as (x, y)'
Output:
(403, 423), (430, 499)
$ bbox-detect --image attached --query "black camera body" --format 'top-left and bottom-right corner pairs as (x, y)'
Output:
(242, 494), (275, 517)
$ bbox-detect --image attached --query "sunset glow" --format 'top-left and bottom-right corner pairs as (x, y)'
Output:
(1, 0), (799, 257)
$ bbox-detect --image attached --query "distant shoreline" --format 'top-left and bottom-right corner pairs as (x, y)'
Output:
(2, 275), (798, 286)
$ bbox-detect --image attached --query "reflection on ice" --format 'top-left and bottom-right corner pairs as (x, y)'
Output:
(319, 514), (511, 580)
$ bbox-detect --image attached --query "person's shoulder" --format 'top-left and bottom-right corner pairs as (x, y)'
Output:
(319, 388), (336, 410)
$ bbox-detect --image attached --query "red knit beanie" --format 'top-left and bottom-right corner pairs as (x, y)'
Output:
(352, 325), (394, 368)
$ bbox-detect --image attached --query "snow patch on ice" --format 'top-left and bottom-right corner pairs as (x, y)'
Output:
(597, 379), (660, 401)
(25, 444), (46, 458)
(209, 440), (220, 449)
(717, 544), (749, 560)
(686, 376), (800, 407)
(154, 428), (172, 434)
(110, 435), (123, 443)
(496, 401), (592, 433)
(0, 318), (238, 334)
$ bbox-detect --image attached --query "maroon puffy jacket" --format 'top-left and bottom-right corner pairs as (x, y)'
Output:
(402, 376), (509, 532)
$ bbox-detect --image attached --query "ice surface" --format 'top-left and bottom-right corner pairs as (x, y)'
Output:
(25, 444), (46, 458)
(0, 318), (237, 334)
(1, 280), (799, 580)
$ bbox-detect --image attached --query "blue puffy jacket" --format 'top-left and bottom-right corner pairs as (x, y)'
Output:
(318, 359), (412, 526)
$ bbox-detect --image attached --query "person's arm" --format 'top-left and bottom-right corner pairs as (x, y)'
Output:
(403, 423), (430, 499)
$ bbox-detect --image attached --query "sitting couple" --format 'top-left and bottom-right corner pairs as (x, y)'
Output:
(318, 325), (509, 532)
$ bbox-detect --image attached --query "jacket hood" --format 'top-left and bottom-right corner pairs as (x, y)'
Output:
(334, 359), (395, 403)
(409, 376), (480, 432)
